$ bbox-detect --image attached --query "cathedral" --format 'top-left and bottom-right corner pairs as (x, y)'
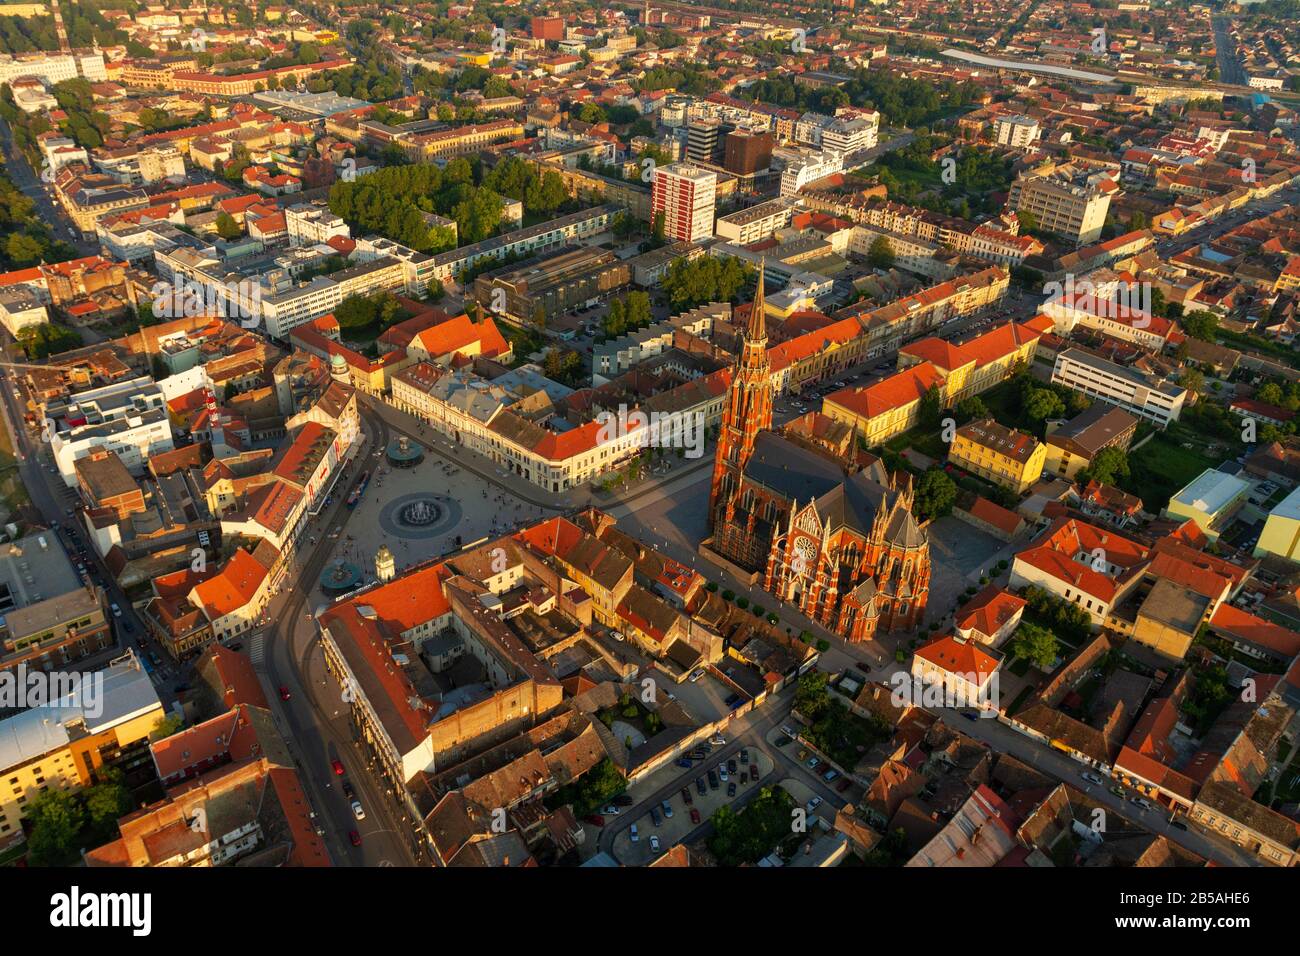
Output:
(707, 262), (931, 643)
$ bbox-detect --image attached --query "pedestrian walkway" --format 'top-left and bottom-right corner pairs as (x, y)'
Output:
(250, 632), (265, 667)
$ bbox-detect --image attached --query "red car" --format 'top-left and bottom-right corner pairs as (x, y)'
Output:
(689, 808), (701, 825)
(332, 759), (345, 776)
(836, 778), (852, 793)
(278, 685), (291, 701)
(584, 814), (605, 827)
(349, 830), (362, 847)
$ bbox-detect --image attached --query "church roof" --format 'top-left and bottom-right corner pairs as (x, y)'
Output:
(743, 432), (845, 502)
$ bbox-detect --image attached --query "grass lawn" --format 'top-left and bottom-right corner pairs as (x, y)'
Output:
(1121, 433), (1219, 512)
(884, 425), (948, 462)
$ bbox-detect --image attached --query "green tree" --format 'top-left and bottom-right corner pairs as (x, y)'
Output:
(1025, 388), (1065, 422)
(214, 211), (241, 241)
(913, 468), (957, 521)
(25, 788), (86, 866)
(867, 234), (896, 269)
(1183, 310), (1219, 342)
(918, 384), (943, 432)
(1011, 621), (1059, 668)
(1079, 446), (1129, 485)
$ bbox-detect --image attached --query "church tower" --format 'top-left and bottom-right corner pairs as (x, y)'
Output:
(708, 260), (773, 526)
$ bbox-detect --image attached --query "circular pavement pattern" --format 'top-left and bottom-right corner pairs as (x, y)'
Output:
(377, 492), (463, 540)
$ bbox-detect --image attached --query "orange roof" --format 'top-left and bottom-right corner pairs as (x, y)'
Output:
(914, 634), (1000, 684)
(1210, 604), (1300, 657)
(968, 496), (1024, 536)
(956, 584), (1026, 637)
(825, 363), (945, 420)
(191, 548), (269, 620)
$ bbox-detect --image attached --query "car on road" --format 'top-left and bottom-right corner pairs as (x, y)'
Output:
(823, 769), (838, 783)
(836, 778), (851, 793)
(960, 711), (978, 721)
(688, 669), (705, 682)
(279, 685), (291, 701)
(110, 602), (122, 617)
(332, 759), (345, 776)
(806, 797), (823, 813)
(774, 736), (791, 747)
(727, 758), (737, 775)
(675, 757), (692, 769)
(630, 824), (639, 842)
(1170, 819), (1188, 831)
(649, 835), (660, 853)
(689, 808), (701, 825)
(349, 830), (362, 847)
(1130, 796), (1156, 812)
(1109, 785), (1125, 798)
(1081, 772), (1105, 786)
(342, 780), (355, 800)
(680, 788), (693, 805)
(806, 757), (819, 770)
(350, 801), (365, 821)
(661, 800), (673, 819)
(854, 662), (872, 674)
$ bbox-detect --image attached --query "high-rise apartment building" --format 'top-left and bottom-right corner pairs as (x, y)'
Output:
(1007, 165), (1114, 245)
(652, 164), (717, 243)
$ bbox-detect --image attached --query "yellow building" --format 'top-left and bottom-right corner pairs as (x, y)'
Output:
(0, 652), (164, 844)
(1255, 484), (1300, 563)
(948, 418), (1046, 493)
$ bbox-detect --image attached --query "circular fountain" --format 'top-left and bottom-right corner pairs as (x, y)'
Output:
(319, 559), (363, 596)
(399, 497), (442, 527)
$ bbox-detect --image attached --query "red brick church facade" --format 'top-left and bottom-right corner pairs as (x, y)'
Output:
(707, 263), (930, 643)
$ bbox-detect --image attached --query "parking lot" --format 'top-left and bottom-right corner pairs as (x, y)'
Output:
(608, 744), (776, 863)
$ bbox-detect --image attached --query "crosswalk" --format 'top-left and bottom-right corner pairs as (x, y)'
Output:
(250, 632), (265, 666)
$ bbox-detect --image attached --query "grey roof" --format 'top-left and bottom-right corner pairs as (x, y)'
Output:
(743, 432), (845, 502)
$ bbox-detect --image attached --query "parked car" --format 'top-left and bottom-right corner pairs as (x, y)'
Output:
(630, 824), (639, 842)
(1081, 772), (1105, 786)
(689, 808), (701, 825)
(1170, 819), (1188, 831)
(719, 767), (728, 782)
(278, 685), (291, 701)
(1109, 785), (1125, 798)
(774, 736), (791, 748)
(349, 830), (362, 847)
(110, 602), (122, 617)
(613, 794), (634, 807)
(749, 766), (759, 782)
(740, 749), (749, 765)
(649, 807), (661, 827)
(727, 781), (736, 797)
(350, 801), (365, 821)
(782, 725), (797, 738)
(675, 757), (692, 769)
(727, 759), (737, 775)
(342, 780), (355, 800)
(661, 800), (673, 819)
(585, 814), (605, 827)
(649, 835), (661, 853)
(707, 770), (718, 790)
(696, 777), (707, 796)
(332, 759), (345, 776)
(806, 796), (823, 813)
(688, 669), (705, 682)
(601, 804), (621, 816)
(855, 662), (872, 674)
(823, 769), (839, 783)
(836, 778), (851, 793)
(806, 757), (819, 770)
(681, 788), (693, 806)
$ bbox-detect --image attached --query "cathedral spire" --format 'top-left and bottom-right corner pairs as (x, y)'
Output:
(746, 258), (767, 343)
